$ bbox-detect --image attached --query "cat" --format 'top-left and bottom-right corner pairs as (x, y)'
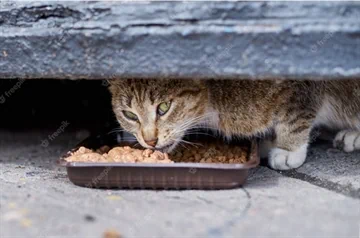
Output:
(109, 79), (360, 170)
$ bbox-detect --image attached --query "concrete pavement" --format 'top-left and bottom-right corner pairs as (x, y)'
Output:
(0, 130), (359, 238)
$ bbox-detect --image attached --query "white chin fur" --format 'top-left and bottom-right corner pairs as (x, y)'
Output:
(268, 144), (308, 170)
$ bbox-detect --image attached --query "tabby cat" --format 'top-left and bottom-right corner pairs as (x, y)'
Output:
(109, 79), (360, 170)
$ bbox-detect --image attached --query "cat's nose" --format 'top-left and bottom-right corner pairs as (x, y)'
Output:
(144, 138), (158, 147)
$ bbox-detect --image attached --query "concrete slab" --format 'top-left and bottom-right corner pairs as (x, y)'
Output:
(0, 131), (359, 238)
(296, 142), (360, 192)
(1, 2), (360, 80)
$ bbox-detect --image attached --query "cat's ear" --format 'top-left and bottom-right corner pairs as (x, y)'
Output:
(106, 78), (120, 86)
(106, 78), (124, 96)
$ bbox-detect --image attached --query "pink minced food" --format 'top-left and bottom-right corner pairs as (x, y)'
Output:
(65, 146), (173, 163)
(65, 143), (248, 164)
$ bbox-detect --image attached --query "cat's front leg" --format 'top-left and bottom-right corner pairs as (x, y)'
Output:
(268, 121), (313, 170)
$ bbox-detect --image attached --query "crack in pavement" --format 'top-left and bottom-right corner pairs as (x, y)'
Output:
(276, 169), (360, 199)
(205, 187), (252, 238)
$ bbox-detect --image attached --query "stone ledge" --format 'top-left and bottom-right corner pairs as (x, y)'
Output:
(1, 1), (360, 80)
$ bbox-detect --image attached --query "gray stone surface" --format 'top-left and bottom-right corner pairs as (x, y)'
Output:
(0, 130), (359, 238)
(299, 142), (360, 191)
(1, 1), (360, 80)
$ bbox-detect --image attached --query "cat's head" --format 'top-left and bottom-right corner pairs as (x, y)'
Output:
(109, 79), (209, 152)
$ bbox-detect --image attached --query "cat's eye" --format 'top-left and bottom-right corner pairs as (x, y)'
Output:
(123, 111), (138, 121)
(157, 102), (171, 116)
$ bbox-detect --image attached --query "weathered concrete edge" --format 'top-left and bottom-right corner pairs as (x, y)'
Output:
(1, 1), (360, 80)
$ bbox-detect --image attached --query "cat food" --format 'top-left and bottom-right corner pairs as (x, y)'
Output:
(103, 229), (122, 238)
(66, 146), (173, 163)
(65, 144), (248, 164)
(170, 144), (248, 164)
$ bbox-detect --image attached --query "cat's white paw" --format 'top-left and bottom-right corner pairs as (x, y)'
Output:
(333, 130), (360, 152)
(268, 144), (308, 170)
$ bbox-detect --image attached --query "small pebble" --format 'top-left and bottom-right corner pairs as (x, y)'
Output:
(84, 215), (96, 222)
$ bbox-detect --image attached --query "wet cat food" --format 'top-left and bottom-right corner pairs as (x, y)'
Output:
(65, 144), (248, 164)
(59, 132), (259, 189)
(103, 229), (122, 238)
(170, 144), (248, 164)
(66, 146), (173, 163)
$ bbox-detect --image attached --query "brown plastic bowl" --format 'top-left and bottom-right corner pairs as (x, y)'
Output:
(58, 132), (259, 190)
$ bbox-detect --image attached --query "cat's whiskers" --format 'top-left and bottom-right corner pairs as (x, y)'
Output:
(171, 114), (219, 136)
(172, 124), (219, 139)
(178, 142), (188, 150)
(184, 131), (215, 137)
(169, 138), (201, 149)
(133, 142), (141, 148)
(107, 127), (126, 135)
(169, 147), (181, 155)
(171, 114), (211, 130)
